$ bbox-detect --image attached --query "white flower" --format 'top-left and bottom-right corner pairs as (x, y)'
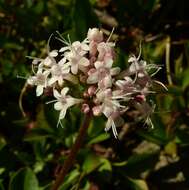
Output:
(87, 60), (120, 89)
(60, 41), (90, 74)
(94, 89), (125, 138)
(53, 88), (83, 120)
(60, 41), (89, 56)
(66, 51), (90, 74)
(48, 58), (70, 86)
(27, 69), (50, 96)
(39, 50), (58, 68)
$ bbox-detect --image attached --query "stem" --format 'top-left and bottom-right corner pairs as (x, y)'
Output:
(165, 36), (173, 85)
(51, 112), (92, 190)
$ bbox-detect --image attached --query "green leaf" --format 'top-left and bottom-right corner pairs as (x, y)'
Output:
(164, 140), (177, 156)
(59, 169), (80, 190)
(0, 136), (6, 150)
(87, 133), (110, 145)
(112, 161), (128, 167)
(0, 180), (5, 190)
(9, 168), (39, 190)
(182, 68), (189, 89)
(82, 153), (101, 174)
(122, 152), (159, 178)
(127, 177), (149, 190)
(98, 158), (112, 172)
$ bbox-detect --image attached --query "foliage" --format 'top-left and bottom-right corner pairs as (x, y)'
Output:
(0, 0), (189, 189)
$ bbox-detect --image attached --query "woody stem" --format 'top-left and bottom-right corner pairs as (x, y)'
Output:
(51, 111), (92, 190)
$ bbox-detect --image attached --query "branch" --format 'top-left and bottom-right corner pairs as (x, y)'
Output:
(51, 111), (92, 190)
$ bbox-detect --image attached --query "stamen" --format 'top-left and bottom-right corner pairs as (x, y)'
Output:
(47, 33), (54, 54)
(16, 75), (28, 80)
(154, 80), (168, 91)
(106, 27), (115, 43)
(46, 100), (57, 104)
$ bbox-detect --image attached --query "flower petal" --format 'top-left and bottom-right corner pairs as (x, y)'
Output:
(81, 43), (89, 51)
(53, 89), (61, 99)
(54, 102), (62, 110)
(58, 57), (67, 65)
(59, 46), (70, 52)
(48, 77), (58, 86)
(94, 61), (103, 69)
(36, 85), (43, 96)
(79, 57), (89, 67)
(71, 64), (78, 74)
(59, 108), (67, 119)
(87, 72), (99, 84)
(61, 87), (69, 96)
(49, 50), (58, 57)
(110, 67), (120, 76)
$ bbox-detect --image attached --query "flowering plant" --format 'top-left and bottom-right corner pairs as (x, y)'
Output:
(27, 28), (165, 139)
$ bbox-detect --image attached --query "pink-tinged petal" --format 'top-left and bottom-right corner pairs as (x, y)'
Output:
(61, 87), (69, 96)
(71, 64), (78, 74)
(92, 106), (102, 116)
(59, 108), (67, 119)
(87, 72), (99, 84)
(36, 85), (43, 96)
(79, 57), (89, 66)
(94, 61), (103, 69)
(100, 76), (112, 89)
(87, 28), (103, 42)
(49, 50), (58, 57)
(110, 67), (120, 76)
(54, 102), (62, 110)
(87, 68), (96, 75)
(53, 89), (61, 99)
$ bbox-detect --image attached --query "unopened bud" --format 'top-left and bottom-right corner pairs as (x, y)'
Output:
(81, 103), (90, 113)
(92, 106), (102, 116)
(135, 94), (146, 102)
(88, 86), (97, 96)
(83, 91), (89, 98)
(87, 28), (103, 42)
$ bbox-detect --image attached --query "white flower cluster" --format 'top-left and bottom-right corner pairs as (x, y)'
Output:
(27, 28), (164, 138)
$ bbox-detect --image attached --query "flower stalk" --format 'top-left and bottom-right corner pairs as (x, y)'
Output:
(51, 111), (92, 190)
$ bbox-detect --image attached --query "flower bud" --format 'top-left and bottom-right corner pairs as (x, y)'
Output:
(92, 106), (102, 116)
(81, 103), (90, 113)
(88, 86), (97, 96)
(87, 28), (103, 42)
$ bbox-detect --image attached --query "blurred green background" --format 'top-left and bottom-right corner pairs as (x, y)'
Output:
(1, 0), (189, 189)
